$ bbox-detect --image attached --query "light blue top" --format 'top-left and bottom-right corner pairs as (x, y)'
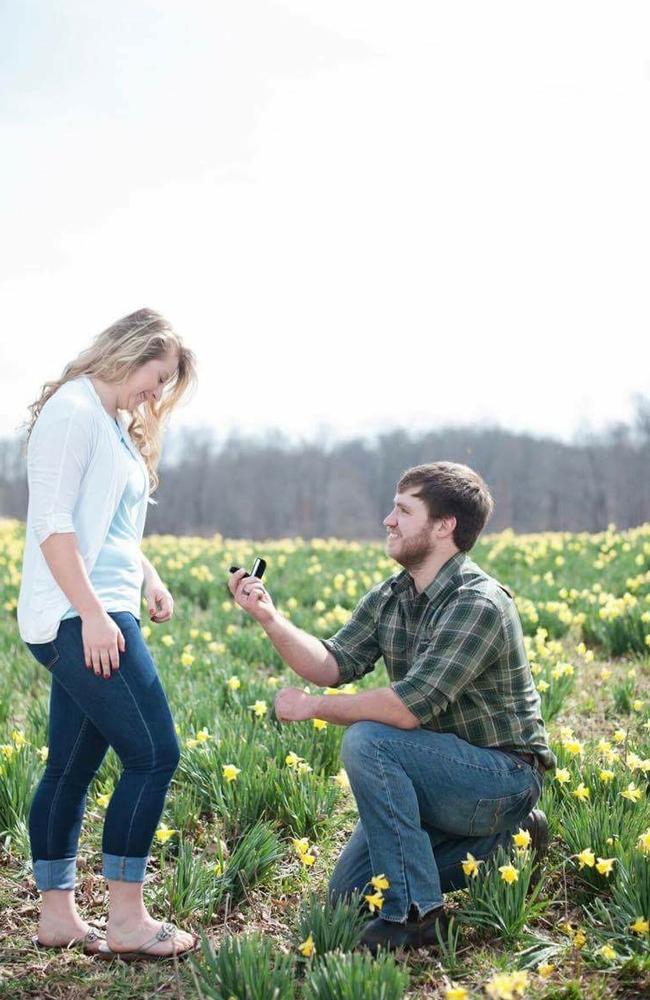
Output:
(62, 417), (147, 621)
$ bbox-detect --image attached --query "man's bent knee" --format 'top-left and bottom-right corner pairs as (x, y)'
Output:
(341, 721), (386, 768)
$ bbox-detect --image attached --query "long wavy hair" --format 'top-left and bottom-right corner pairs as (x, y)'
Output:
(26, 308), (197, 493)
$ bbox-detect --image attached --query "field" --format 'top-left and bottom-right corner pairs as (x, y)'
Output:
(0, 520), (649, 1000)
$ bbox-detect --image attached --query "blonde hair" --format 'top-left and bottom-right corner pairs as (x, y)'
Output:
(26, 308), (197, 493)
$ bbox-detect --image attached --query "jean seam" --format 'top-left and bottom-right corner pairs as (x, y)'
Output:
(113, 667), (156, 859)
(375, 735), (526, 776)
(46, 715), (89, 859)
(375, 745), (410, 920)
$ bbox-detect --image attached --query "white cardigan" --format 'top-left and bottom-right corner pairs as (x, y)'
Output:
(18, 377), (151, 643)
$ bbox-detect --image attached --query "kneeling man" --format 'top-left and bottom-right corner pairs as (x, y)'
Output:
(228, 462), (555, 952)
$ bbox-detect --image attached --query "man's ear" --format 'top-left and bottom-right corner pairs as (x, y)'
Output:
(437, 515), (457, 539)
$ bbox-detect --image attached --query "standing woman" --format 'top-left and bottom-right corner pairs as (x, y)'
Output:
(17, 309), (199, 960)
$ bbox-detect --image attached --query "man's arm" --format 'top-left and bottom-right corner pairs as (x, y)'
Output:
(264, 613), (341, 687)
(274, 685), (420, 729)
(228, 568), (387, 689)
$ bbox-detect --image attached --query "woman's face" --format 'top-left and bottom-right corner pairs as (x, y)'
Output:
(118, 350), (178, 411)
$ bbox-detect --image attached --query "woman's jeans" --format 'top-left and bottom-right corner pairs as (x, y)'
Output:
(26, 612), (180, 892)
(329, 721), (543, 922)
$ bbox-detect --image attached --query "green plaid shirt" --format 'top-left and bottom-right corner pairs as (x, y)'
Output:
(323, 551), (556, 771)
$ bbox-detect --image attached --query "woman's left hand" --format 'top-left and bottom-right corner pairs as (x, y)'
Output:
(145, 581), (174, 623)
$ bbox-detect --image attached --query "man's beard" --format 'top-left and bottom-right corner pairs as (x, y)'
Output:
(391, 525), (436, 570)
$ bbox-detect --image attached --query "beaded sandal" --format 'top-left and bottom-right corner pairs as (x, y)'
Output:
(110, 921), (199, 962)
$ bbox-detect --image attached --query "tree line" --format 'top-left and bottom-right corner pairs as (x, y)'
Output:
(1, 401), (649, 538)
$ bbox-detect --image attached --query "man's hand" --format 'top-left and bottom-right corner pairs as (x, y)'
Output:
(145, 581), (174, 623)
(228, 568), (276, 627)
(274, 687), (317, 723)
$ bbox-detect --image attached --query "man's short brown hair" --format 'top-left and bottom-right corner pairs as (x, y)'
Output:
(397, 462), (494, 552)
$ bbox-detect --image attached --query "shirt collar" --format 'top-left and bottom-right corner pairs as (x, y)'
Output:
(390, 551), (467, 604)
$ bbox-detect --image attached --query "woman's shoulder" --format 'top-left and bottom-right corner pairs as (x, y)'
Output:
(41, 378), (96, 416)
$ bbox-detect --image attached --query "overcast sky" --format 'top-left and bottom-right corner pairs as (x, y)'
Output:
(1, 1), (649, 446)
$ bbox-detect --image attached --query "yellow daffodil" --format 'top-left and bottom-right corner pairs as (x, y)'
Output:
(512, 828), (531, 849)
(267, 676), (280, 687)
(364, 891), (384, 912)
(250, 700), (268, 718)
(637, 829), (650, 855)
(599, 769), (615, 783)
(333, 768), (350, 790)
(621, 782), (642, 802)
(575, 848), (595, 869)
(222, 764), (241, 782)
(564, 740), (583, 757)
(445, 987), (469, 1000)
(312, 718), (327, 731)
(285, 751), (302, 768)
(300, 852), (316, 867)
(155, 822), (178, 843)
(227, 676), (241, 691)
(371, 873), (390, 891)
(461, 853), (483, 878)
(298, 933), (315, 957)
(612, 729), (626, 744)
(36, 746), (49, 762)
(537, 962), (554, 978)
(595, 857), (616, 877)
(572, 782), (590, 801)
(554, 768), (571, 785)
(630, 917), (649, 934)
(161, 634), (174, 647)
(598, 943), (616, 961)
(96, 792), (111, 808)
(296, 761), (312, 775)
(573, 929), (587, 949)
(180, 652), (194, 667)
(498, 863), (519, 884)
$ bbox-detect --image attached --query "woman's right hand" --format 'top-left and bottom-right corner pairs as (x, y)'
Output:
(81, 609), (126, 678)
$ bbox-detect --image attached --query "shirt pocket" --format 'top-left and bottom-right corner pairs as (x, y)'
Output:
(26, 641), (60, 671)
(468, 785), (533, 837)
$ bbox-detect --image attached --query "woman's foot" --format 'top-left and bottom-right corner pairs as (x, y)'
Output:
(107, 915), (197, 958)
(35, 916), (107, 954)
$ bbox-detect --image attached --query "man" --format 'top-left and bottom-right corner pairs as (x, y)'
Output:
(228, 462), (555, 953)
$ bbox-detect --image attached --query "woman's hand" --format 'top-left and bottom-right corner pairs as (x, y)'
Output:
(81, 609), (126, 678)
(145, 581), (174, 623)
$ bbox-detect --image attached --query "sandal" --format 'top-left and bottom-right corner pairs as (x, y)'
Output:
(110, 921), (199, 962)
(32, 926), (115, 959)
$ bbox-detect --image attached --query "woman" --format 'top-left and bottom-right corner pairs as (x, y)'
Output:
(17, 309), (199, 960)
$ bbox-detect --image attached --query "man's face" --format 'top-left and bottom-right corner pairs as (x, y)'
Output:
(383, 489), (439, 569)
(119, 351), (178, 411)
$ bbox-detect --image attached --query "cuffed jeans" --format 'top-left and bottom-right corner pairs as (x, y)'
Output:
(329, 721), (542, 922)
(26, 612), (180, 891)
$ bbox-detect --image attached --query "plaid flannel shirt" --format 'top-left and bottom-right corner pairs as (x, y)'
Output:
(322, 551), (556, 771)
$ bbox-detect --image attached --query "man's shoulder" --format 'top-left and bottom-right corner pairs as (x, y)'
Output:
(452, 557), (514, 609)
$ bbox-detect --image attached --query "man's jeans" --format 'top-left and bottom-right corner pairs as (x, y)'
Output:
(26, 612), (180, 891)
(329, 721), (542, 922)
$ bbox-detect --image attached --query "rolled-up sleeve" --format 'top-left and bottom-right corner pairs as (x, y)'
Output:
(27, 404), (94, 545)
(321, 588), (382, 685)
(391, 596), (504, 726)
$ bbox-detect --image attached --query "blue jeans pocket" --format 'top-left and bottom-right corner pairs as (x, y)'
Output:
(468, 786), (533, 836)
(26, 640), (60, 671)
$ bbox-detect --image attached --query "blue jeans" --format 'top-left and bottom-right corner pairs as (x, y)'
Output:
(329, 721), (542, 922)
(26, 612), (180, 892)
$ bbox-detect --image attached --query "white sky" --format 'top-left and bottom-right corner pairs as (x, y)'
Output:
(1, 0), (649, 446)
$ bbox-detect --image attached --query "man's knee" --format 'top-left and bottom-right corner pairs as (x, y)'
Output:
(341, 721), (385, 769)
